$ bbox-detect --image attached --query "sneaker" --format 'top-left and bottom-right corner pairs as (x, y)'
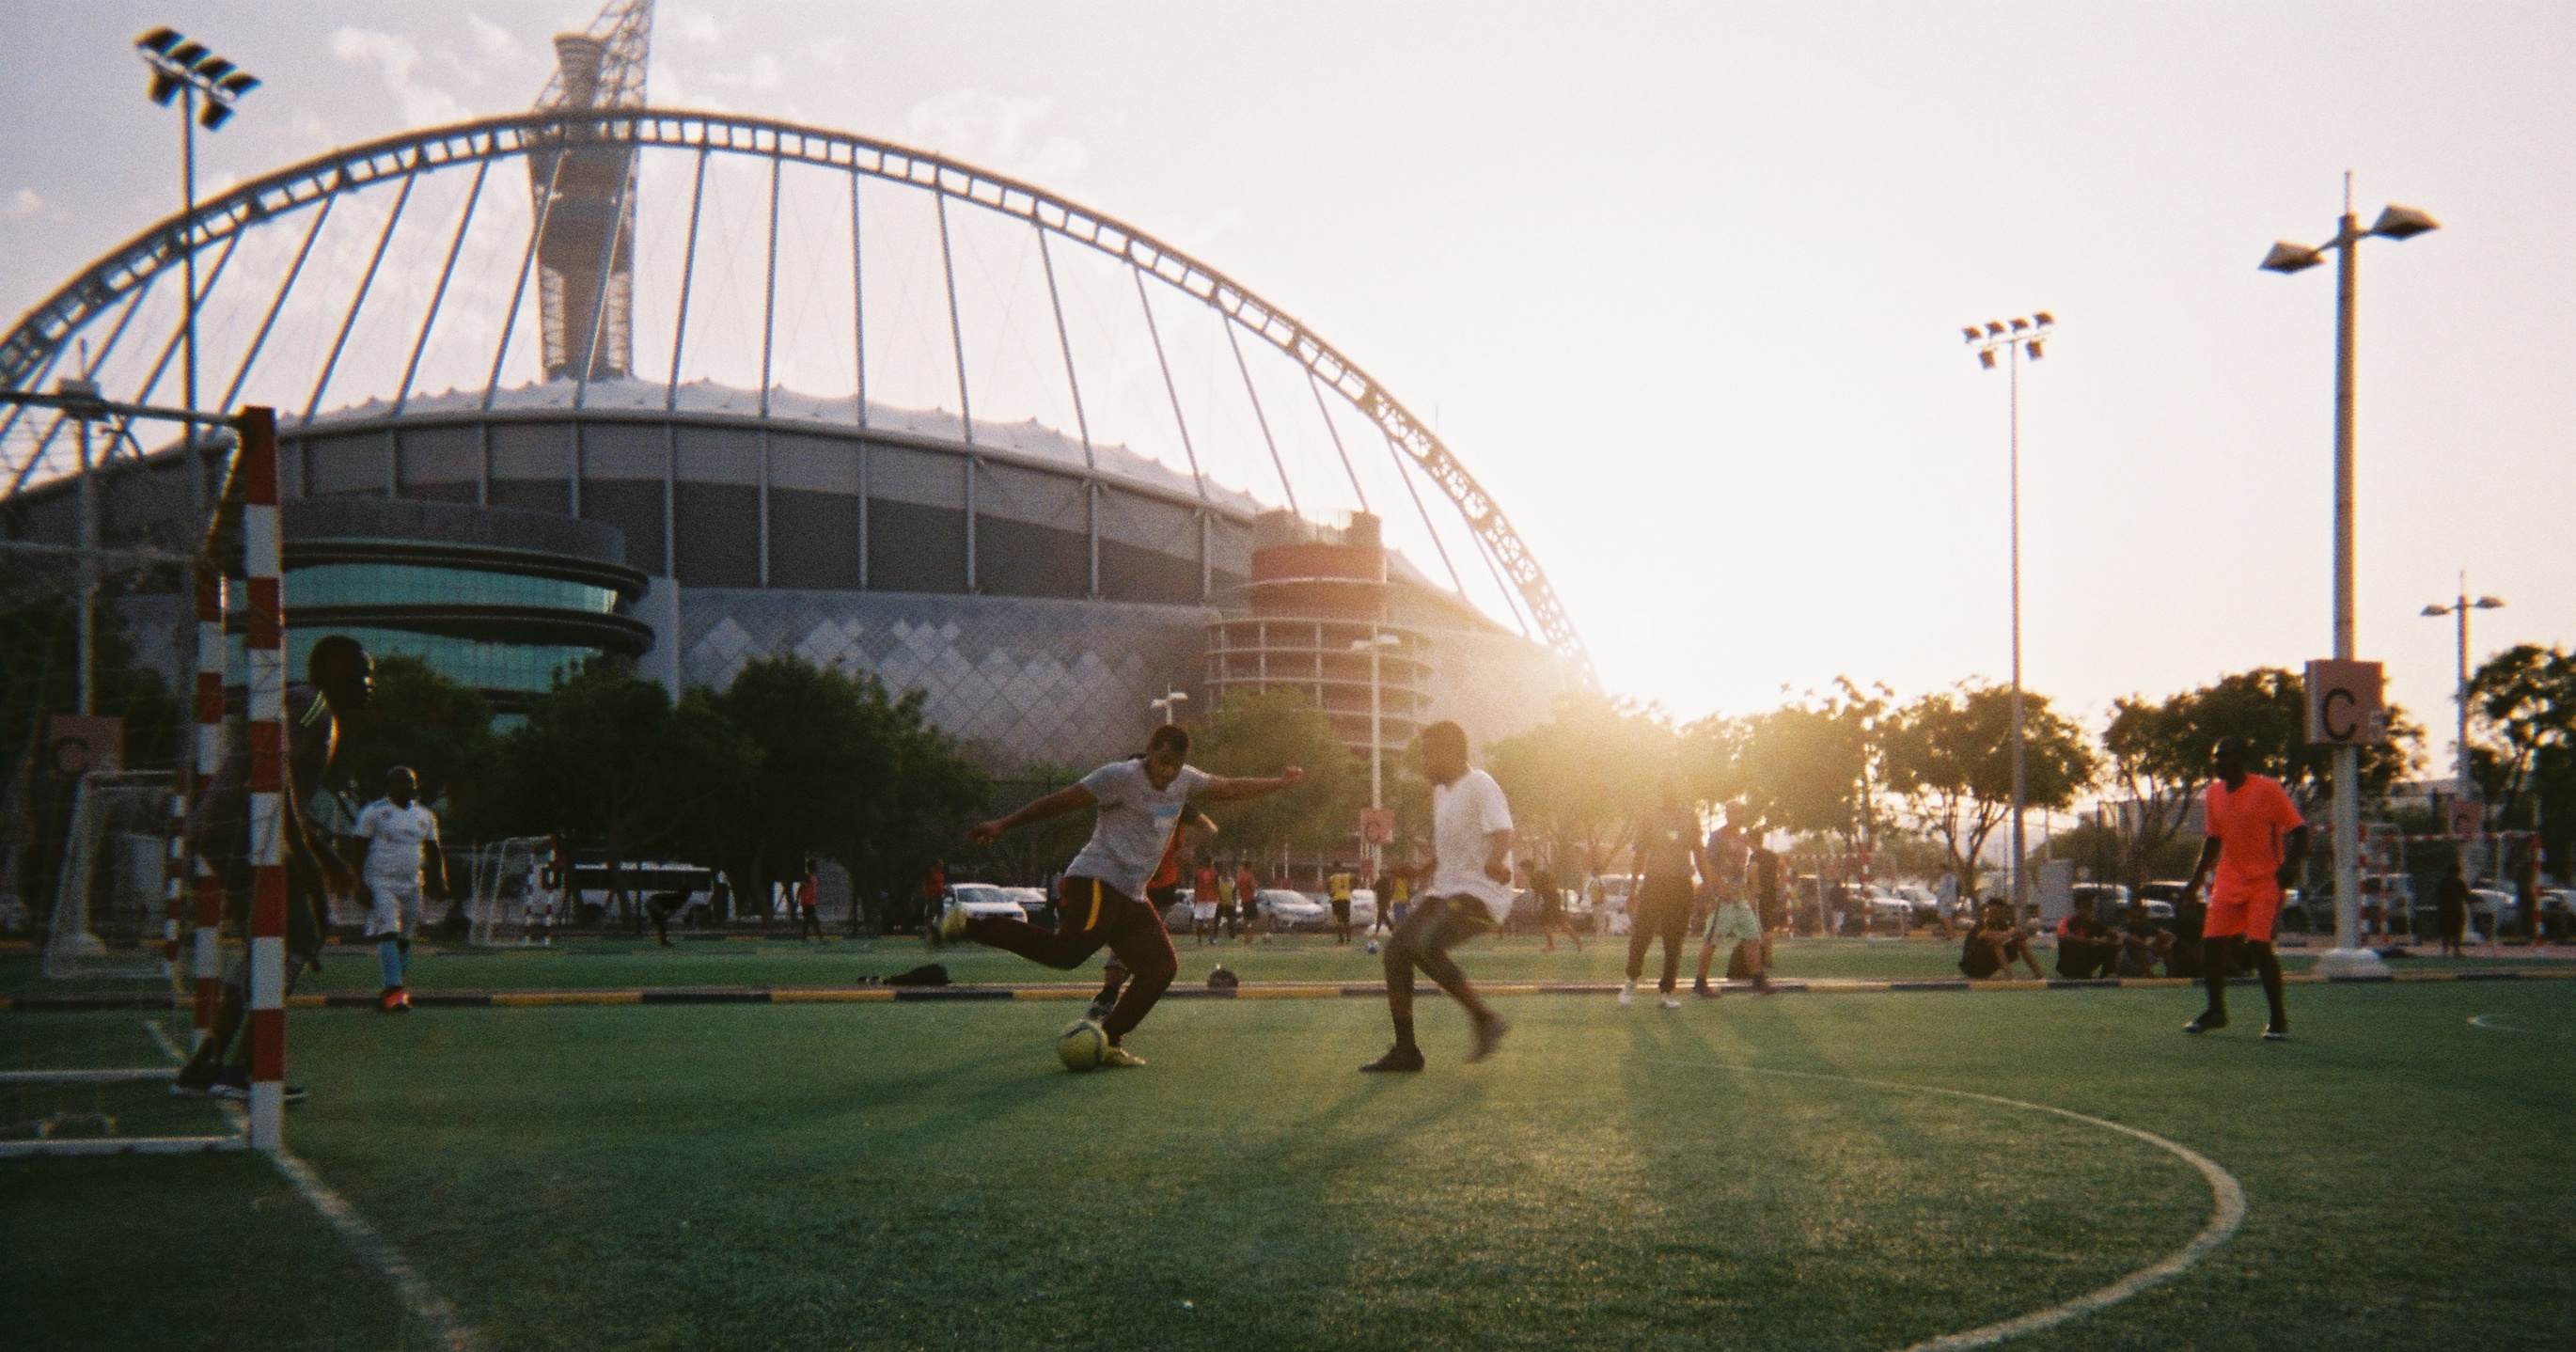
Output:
(379, 986), (406, 1014)
(2182, 1012), (2229, 1035)
(2261, 1024), (2289, 1042)
(1692, 981), (1718, 999)
(1467, 1014), (1509, 1064)
(391, 988), (413, 1013)
(167, 1076), (214, 1099)
(1359, 1045), (1426, 1074)
(1659, 994), (1682, 1010)
(1100, 1045), (1148, 1069)
(1617, 982), (1636, 1007)
(1084, 998), (1115, 1024)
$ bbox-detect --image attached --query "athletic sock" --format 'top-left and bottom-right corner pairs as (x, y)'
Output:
(378, 938), (402, 989)
(1392, 1014), (1416, 1051)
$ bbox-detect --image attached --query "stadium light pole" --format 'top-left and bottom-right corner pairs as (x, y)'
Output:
(135, 26), (259, 508)
(2261, 179), (2437, 975)
(1960, 312), (2054, 909)
(1150, 688), (1188, 726)
(2420, 577), (2504, 798)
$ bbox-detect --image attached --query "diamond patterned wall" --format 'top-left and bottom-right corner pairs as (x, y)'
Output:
(676, 590), (1216, 771)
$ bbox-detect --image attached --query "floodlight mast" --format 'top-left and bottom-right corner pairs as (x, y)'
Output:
(1959, 312), (2056, 910)
(2259, 176), (2438, 976)
(134, 26), (259, 514)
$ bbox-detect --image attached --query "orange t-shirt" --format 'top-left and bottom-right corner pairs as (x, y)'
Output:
(2205, 774), (2303, 907)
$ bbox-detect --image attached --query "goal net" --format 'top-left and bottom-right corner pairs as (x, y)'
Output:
(463, 836), (557, 947)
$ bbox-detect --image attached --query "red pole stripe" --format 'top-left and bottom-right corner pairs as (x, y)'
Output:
(248, 1009), (285, 1081)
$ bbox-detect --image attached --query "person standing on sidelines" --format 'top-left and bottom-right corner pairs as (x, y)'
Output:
(1191, 858), (1220, 945)
(348, 766), (448, 1013)
(950, 725), (1303, 1066)
(2177, 736), (2307, 1039)
(1533, 856), (1580, 952)
(1623, 783), (1709, 1010)
(1327, 863), (1357, 944)
(1692, 823), (1760, 996)
(2434, 858), (2471, 958)
(1233, 860), (1261, 941)
(795, 859), (824, 942)
(1360, 721), (1514, 1073)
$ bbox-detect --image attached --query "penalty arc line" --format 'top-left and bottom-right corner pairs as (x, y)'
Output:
(144, 1019), (491, 1352)
(1658, 1061), (2248, 1352)
(2468, 1014), (2573, 1039)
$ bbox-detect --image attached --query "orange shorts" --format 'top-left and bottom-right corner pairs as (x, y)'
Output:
(2203, 892), (2281, 941)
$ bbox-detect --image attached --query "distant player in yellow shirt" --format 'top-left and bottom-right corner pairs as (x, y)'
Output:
(1327, 865), (1356, 944)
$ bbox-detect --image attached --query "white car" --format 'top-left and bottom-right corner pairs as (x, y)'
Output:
(1002, 887), (1051, 924)
(1254, 888), (1329, 931)
(1347, 888), (1378, 931)
(945, 883), (1029, 924)
(1892, 884), (1942, 925)
(1861, 886), (1911, 929)
(2469, 888), (2520, 930)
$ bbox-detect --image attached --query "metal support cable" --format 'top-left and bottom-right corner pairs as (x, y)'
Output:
(393, 158), (492, 416)
(303, 172), (418, 425)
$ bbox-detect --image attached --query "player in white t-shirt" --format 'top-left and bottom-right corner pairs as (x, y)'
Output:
(955, 724), (1303, 1066)
(348, 767), (448, 1013)
(1361, 720), (1514, 1073)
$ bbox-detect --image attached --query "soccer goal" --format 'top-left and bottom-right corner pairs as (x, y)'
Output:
(2, 400), (291, 1157)
(463, 836), (557, 947)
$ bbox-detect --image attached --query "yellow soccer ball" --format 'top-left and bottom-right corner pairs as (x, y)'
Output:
(1057, 1018), (1109, 1072)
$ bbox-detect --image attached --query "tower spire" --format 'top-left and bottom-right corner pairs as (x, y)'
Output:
(529, 0), (654, 383)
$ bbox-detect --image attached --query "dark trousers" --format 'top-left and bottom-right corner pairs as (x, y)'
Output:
(798, 905), (823, 940)
(966, 875), (1175, 1043)
(1384, 895), (1493, 1008)
(2056, 938), (2116, 980)
(1626, 876), (1693, 993)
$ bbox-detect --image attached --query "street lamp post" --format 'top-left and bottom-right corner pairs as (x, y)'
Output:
(2421, 577), (2505, 797)
(1150, 688), (1188, 726)
(2261, 179), (2438, 976)
(1350, 633), (1399, 873)
(136, 27), (259, 513)
(1961, 313), (2055, 908)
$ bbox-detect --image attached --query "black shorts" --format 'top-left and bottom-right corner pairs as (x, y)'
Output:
(1332, 899), (1352, 921)
(1394, 893), (1495, 953)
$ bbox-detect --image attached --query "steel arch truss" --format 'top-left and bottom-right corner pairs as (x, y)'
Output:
(0, 108), (1593, 681)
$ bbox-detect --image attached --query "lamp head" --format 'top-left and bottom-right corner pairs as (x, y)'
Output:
(2473, 596), (2505, 610)
(1977, 348), (1997, 369)
(2370, 204), (2439, 241)
(2420, 604), (2451, 618)
(2024, 338), (2044, 360)
(1960, 325), (1982, 342)
(2033, 311), (2055, 326)
(2260, 242), (2326, 275)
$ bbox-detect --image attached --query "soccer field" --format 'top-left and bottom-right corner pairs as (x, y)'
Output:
(5, 948), (2573, 1351)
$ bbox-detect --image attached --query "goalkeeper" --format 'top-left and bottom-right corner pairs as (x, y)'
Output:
(172, 636), (371, 1101)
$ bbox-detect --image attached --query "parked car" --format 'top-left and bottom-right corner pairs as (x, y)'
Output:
(946, 883), (1029, 924)
(1861, 885), (1911, 930)
(2069, 883), (2131, 920)
(1254, 888), (1329, 931)
(1347, 888), (1378, 931)
(1892, 884), (1943, 926)
(2468, 888), (2519, 932)
(1003, 886), (1052, 927)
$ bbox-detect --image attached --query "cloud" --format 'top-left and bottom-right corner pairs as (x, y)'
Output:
(464, 14), (523, 66)
(904, 89), (1089, 187)
(4, 188), (68, 224)
(329, 25), (473, 129)
(671, 8), (725, 46)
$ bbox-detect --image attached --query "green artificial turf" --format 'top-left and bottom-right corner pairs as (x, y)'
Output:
(6, 974), (2572, 1349)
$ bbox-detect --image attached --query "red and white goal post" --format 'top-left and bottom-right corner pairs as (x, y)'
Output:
(0, 400), (290, 1157)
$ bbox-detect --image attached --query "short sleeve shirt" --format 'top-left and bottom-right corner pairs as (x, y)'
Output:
(2205, 774), (2304, 907)
(353, 799), (439, 887)
(1064, 759), (1211, 899)
(1429, 768), (1516, 921)
(1636, 807), (1699, 883)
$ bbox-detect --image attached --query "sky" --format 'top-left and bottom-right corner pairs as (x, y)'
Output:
(3, 1), (2569, 789)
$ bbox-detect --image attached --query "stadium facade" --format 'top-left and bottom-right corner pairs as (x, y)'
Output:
(1, 8), (1588, 774)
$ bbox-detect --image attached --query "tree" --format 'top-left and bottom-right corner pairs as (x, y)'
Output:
(1880, 683), (2097, 901)
(2469, 644), (2575, 873)
(699, 655), (987, 930)
(484, 662), (757, 920)
(1187, 688), (1360, 864)
(1488, 691), (1676, 878)
(1689, 677), (1891, 852)
(336, 655), (495, 828)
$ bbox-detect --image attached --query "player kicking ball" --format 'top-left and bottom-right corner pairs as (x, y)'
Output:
(950, 725), (1302, 1067)
(1361, 720), (1514, 1073)
(349, 766), (448, 1013)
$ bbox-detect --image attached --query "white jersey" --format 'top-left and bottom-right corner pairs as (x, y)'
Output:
(353, 798), (440, 888)
(1064, 759), (1212, 899)
(1428, 768), (1516, 922)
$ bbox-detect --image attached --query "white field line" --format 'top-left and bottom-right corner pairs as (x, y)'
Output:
(2468, 1014), (2573, 1039)
(144, 1019), (489, 1352)
(1659, 1061), (2248, 1352)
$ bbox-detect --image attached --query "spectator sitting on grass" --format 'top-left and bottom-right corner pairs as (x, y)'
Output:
(1959, 899), (2042, 981)
(2113, 903), (2175, 977)
(2054, 903), (2118, 980)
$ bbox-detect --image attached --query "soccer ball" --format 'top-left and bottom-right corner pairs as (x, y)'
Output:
(1057, 1018), (1110, 1072)
(1365, 940), (1380, 955)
